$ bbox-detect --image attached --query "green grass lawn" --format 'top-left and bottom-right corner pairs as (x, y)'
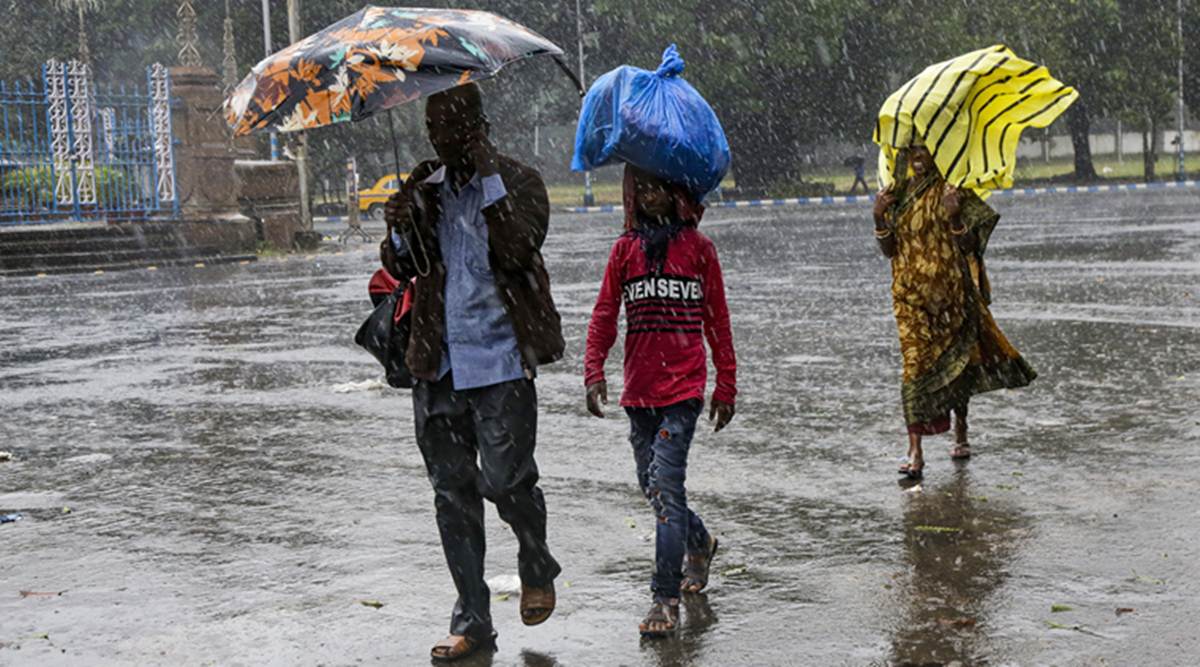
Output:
(1012, 155), (1200, 183)
(548, 155), (1200, 206)
(314, 156), (1200, 209)
(547, 178), (740, 207)
(546, 181), (626, 208)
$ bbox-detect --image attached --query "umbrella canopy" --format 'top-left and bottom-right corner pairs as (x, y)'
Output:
(873, 44), (1078, 197)
(225, 6), (565, 137)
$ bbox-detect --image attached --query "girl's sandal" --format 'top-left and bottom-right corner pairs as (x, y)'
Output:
(897, 461), (925, 480)
(638, 599), (680, 639)
(950, 443), (972, 460)
(430, 632), (496, 662)
(681, 536), (719, 594)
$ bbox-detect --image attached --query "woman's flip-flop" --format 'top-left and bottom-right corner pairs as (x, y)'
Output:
(897, 462), (924, 480)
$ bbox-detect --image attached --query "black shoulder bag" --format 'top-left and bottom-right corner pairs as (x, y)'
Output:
(354, 285), (414, 389)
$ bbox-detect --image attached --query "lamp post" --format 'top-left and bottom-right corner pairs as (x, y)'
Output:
(262, 0), (280, 160)
(1176, 0), (1187, 182)
(576, 0), (594, 207)
(286, 0), (312, 232)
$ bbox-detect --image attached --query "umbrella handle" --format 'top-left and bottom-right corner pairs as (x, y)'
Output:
(388, 109), (432, 278)
(408, 190), (434, 278)
(553, 57), (586, 98)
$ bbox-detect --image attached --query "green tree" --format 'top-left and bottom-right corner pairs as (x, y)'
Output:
(589, 0), (894, 193)
(978, 0), (1122, 180)
(3, 0), (1189, 189)
(1186, 1), (1200, 116)
(1108, 0), (1180, 180)
(51, 0), (103, 64)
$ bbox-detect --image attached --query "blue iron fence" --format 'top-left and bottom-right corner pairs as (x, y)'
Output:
(0, 60), (178, 226)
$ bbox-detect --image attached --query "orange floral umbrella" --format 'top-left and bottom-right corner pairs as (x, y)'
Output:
(224, 6), (572, 136)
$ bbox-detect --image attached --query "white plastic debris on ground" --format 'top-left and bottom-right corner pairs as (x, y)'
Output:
(330, 379), (389, 394)
(486, 574), (522, 595)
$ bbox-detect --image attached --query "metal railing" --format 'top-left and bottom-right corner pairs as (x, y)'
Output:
(0, 60), (178, 226)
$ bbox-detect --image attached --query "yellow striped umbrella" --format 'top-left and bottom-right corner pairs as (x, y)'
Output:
(873, 44), (1078, 197)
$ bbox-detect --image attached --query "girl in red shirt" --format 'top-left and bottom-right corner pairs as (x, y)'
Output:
(584, 165), (737, 638)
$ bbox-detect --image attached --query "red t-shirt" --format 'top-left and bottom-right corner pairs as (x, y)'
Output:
(584, 227), (737, 408)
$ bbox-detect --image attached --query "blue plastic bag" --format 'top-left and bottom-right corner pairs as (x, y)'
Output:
(571, 45), (730, 201)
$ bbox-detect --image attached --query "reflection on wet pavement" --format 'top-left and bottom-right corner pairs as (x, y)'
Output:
(1, 189), (1199, 665)
(890, 469), (1025, 666)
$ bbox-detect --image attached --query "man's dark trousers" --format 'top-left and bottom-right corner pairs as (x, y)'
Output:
(414, 373), (560, 640)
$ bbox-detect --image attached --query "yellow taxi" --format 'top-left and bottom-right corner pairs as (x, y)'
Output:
(358, 173), (409, 220)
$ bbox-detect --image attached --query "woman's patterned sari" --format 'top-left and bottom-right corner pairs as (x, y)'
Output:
(887, 175), (1036, 434)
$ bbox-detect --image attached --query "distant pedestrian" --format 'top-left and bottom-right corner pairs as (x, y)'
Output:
(379, 83), (564, 662)
(848, 155), (870, 194)
(873, 137), (1036, 481)
(583, 164), (736, 639)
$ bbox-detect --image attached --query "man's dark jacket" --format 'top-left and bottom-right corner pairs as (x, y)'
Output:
(379, 155), (564, 381)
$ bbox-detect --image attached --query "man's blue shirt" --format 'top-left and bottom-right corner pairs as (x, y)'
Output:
(391, 167), (525, 390)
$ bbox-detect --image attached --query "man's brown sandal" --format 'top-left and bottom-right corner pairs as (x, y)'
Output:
(639, 599), (680, 638)
(950, 443), (972, 460)
(681, 536), (719, 594)
(520, 582), (555, 626)
(430, 633), (496, 662)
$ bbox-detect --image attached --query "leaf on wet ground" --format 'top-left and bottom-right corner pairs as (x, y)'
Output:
(1044, 620), (1106, 638)
(721, 566), (747, 577)
(914, 525), (961, 533)
(359, 600), (385, 609)
(625, 517), (637, 529)
(1130, 570), (1166, 586)
(1115, 607), (1136, 616)
(1051, 604), (1073, 613)
(19, 591), (66, 598)
(995, 484), (1017, 491)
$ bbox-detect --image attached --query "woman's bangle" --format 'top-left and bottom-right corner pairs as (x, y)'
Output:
(949, 225), (968, 236)
(874, 226), (893, 239)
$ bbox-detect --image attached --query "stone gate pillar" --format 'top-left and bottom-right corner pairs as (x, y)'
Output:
(169, 65), (243, 220)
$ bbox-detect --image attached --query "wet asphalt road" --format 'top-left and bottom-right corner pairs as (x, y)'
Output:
(2, 188), (1199, 666)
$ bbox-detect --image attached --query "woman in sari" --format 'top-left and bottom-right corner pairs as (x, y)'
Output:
(873, 139), (1036, 480)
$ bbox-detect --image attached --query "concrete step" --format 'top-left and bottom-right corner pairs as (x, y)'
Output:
(0, 232), (184, 257)
(0, 253), (257, 277)
(0, 245), (234, 271)
(0, 219), (258, 278)
(0, 221), (177, 242)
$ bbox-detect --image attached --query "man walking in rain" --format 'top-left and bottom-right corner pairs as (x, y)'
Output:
(379, 83), (564, 662)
